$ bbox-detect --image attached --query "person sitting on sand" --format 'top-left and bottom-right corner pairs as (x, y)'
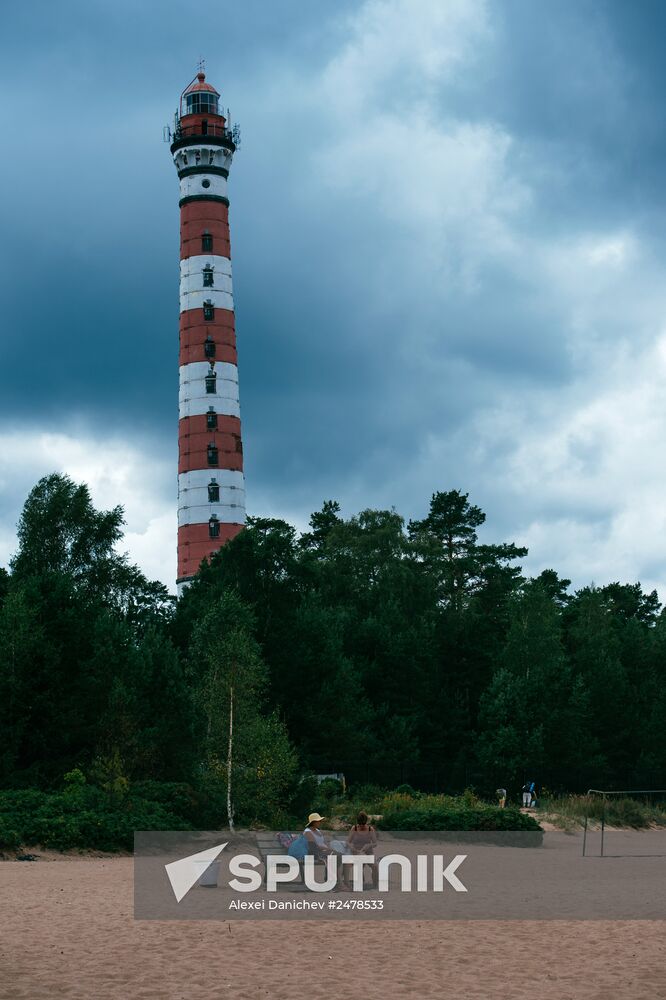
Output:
(347, 810), (378, 888)
(304, 812), (350, 891)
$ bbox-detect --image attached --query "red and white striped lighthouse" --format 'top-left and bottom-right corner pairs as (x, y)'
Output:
(170, 71), (245, 594)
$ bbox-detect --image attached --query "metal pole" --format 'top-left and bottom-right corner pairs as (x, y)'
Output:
(600, 795), (606, 858)
(582, 812), (588, 857)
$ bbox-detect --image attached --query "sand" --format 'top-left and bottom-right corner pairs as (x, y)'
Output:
(1, 856), (665, 999)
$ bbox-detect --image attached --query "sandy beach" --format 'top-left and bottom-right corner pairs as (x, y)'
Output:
(1, 856), (665, 999)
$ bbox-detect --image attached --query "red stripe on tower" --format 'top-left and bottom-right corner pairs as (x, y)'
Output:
(170, 70), (246, 593)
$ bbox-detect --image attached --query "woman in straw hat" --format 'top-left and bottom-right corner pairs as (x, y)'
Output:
(304, 813), (351, 891)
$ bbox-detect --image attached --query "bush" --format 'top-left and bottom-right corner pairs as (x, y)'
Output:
(317, 778), (344, 803)
(0, 818), (21, 850)
(348, 783), (386, 803)
(378, 804), (541, 833)
(130, 781), (204, 824)
(0, 787), (191, 852)
(379, 791), (418, 814)
(394, 783), (418, 797)
(537, 794), (666, 829)
(287, 774), (320, 821)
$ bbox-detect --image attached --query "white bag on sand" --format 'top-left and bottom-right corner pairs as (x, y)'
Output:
(197, 861), (220, 888)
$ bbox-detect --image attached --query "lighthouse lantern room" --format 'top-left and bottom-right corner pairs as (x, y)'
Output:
(170, 70), (245, 594)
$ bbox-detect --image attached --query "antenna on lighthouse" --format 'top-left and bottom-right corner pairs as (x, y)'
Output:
(197, 56), (206, 74)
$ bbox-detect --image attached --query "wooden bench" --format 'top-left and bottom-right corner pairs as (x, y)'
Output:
(255, 833), (329, 890)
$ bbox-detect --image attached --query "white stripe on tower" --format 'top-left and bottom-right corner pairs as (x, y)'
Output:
(179, 173), (229, 201)
(179, 255), (233, 311)
(179, 362), (240, 419)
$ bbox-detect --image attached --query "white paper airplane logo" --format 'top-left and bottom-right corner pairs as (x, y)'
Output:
(165, 842), (227, 902)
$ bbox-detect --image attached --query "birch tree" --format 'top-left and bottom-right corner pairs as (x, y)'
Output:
(192, 592), (294, 830)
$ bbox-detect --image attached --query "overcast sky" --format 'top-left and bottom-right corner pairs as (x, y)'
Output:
(2, 0), (666, 596)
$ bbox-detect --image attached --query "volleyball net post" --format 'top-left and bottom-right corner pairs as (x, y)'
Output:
(582, 788), (666, 857)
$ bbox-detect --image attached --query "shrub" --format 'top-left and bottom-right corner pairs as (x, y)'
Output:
(0, 818), (21, 850)
(0, 787), (191, 852)
(130, 781), (204, 824)
(348, 783), (386, 803)
(379, 791), (418, 814)
(287, 775), (320, 821)
(394, 783), (418, 797)
(378, 804), (541, 833)
(317, 778), (344, 803)
(461, 787), (481, 808)
(537, 794), (666, 829)
(63, 768), (86, 789)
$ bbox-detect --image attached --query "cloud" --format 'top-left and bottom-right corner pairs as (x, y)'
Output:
(312, 0), (523, 298)
(0, 426), (176, 589)
(471, 330), (666, 596)
(2, 0), (666, 601)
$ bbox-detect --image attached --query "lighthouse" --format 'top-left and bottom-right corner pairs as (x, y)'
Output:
(170, 71), (245, 594)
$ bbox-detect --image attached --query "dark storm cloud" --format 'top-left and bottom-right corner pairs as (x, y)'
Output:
(2, 0), (666, 593)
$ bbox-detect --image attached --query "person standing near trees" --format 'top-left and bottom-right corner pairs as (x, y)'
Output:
(522, 781), (535, 808)
(496, 787), (507, 809)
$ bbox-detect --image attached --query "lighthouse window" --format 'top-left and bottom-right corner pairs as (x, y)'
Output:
(208, 517), (220, 539)
(207, 409), (218, 430)
(186, 92), (219, 116)
(203, 301), (215, 321)
(207, 444), (219, 466)
(204, 336), (216, 358)
(203, 267), (214, 287)
(201, 179), (211, 189)
(202, 233), (213, 252)
(208, 480), (220, 503)
(205, 369), (217, 393)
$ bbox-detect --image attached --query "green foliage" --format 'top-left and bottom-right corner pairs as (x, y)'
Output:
(316, 778), (344, 803)
(189, 591), (298, 826)
(0, 787), (191, 851)
(537, 794), (666, 829)
(394, 783), (418, 797)
(1, 472), (664, 855)
(379, 803), (541, 832)
(63, 768), (87, 790)
(287, 775), (320, 820)
(348, 783), (387, 803)
(0, 475), (184, 788)
(476, 581), (602, 785)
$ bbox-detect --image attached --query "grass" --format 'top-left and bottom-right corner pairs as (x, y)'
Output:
(536, 794), (666, 830)
(322, 787), (542, 833)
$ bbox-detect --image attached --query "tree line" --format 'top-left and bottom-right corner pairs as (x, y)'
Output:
(0, 474), (664, 816)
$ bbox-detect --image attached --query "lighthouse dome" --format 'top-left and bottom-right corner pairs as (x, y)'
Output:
(183, 72), (220, 116)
